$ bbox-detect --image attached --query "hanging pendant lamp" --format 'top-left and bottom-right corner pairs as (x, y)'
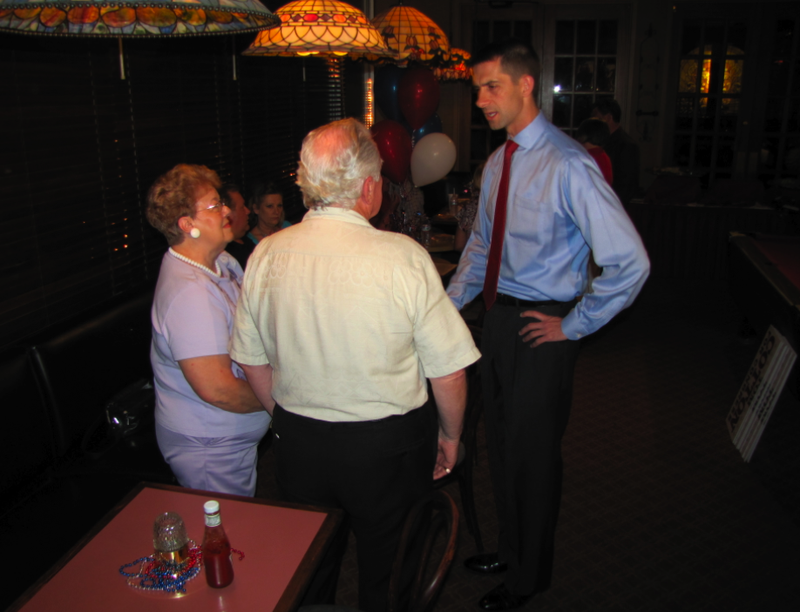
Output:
(367, 1), (449, 64)
(243, 0), (390, 58)
(0, 0), (280, 37)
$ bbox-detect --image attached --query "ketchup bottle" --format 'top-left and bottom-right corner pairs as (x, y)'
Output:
(202, 500), (234, 588)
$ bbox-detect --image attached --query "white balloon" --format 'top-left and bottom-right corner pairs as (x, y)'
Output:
(411, 133), (457, 187)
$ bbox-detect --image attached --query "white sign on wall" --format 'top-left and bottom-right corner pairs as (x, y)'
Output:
(726, 326), (796, 462)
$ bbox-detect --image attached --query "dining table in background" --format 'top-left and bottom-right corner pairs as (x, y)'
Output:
(728, 231), (800, 395)
(425, 232), (456, 254)
(8, 483), (343, 612)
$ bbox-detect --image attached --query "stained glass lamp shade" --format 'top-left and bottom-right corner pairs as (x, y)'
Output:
(0, 0), (280, 37)
(366, 2), (449, 64)
(243, 0), (390, 57)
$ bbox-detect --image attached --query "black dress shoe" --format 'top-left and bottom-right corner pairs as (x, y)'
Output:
(464, 552), (508, 574)
(478, 583), (532, 611)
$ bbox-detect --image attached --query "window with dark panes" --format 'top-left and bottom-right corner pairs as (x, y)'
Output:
(551, 19), (618, 137)
(540, 4), (630, 143)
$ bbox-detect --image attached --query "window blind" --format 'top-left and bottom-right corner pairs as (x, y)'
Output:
(0, 33), (341, 349)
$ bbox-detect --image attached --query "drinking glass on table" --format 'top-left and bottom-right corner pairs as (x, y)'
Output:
(448, 193), (459, 217)
(153, 511), (190, 565)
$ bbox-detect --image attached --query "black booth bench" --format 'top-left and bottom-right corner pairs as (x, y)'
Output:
(0, 289), (175, 610)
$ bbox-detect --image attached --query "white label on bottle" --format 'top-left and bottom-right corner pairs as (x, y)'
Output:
(205, 513), (221, 527)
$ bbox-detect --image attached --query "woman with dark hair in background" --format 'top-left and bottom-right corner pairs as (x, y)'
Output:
(146, 164), (270, 496)
(246, 181), (291, 244)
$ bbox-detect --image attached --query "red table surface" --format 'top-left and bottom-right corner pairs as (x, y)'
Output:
(17, 487), (327, 612)
(751, 236), (800, 292)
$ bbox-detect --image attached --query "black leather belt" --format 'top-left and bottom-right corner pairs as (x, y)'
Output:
(495, 293), (564, 308)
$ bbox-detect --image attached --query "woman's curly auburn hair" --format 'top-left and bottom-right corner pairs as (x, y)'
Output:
(146, 164), (222, 246)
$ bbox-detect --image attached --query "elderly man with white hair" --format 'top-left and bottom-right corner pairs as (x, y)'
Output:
(230, 118), (480, 612)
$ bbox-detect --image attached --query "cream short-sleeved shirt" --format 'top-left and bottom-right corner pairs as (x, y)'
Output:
(230, 207), (480, 423)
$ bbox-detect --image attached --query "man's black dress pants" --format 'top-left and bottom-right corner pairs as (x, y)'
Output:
(481, 300), (580, 596)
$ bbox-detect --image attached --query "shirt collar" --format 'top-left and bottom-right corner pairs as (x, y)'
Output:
(509, 112), (547, 151)
(304, 206), (373, 227)
(217, 251), (242, 285)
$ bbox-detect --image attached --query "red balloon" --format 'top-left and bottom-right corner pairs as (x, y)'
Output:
(370, 120), (412, 184)
(398, 67), (440, 130)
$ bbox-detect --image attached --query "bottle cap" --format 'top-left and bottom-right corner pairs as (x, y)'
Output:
(204, 500), (220, 514)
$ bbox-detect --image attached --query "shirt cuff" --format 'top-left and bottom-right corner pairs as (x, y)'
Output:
(560, 311), (589, 341)
(228, 347), (270, 367)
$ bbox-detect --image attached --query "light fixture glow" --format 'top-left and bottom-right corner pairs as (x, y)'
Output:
(434, 47), (472, 82)
(243, 0), (391, 58)
(365, 76), (374, 128)
(357, 2), (449, 65)
(0, 0), (280, 37)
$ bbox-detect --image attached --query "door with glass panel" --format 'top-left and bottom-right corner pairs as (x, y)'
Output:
(666, 3), (800, 188)
(666, 7), (756, 187)
(541, 5), (631, 137)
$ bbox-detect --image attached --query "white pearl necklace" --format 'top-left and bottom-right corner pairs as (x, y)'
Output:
(168, 248), (221, 277)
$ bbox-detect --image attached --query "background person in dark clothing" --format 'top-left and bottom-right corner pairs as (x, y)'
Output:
(220, 184), (255, 270)
(592, 98), (640, 208)
(575, 117), (614, 186)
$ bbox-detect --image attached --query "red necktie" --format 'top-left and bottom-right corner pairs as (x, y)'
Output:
(483, 140), (519, 310)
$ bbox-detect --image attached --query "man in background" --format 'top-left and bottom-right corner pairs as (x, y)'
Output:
(220, 183), (254, 269)
(592, 98), (641, 208)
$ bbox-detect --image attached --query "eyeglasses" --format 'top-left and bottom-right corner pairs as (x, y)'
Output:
(197, 201), (228, 215)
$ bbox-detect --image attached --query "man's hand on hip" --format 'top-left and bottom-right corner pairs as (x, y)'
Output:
(519, 310), (567, 347)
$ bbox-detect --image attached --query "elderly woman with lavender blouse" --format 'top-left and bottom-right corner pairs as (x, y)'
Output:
(145, 164), (270, 496)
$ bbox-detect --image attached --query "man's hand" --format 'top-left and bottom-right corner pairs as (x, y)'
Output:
(429, 369), (467, 479)
(433, 433), (460, 480)
(519, 310), (567, 347)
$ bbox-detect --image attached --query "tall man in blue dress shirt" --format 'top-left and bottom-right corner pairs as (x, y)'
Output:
(447, 40), (650, 611)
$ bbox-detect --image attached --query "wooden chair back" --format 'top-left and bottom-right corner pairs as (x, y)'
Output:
(387, 490), (459, 612)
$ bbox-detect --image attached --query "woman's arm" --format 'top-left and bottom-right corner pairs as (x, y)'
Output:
(239, 364), (276, 416)
(179, 354), (265, 413)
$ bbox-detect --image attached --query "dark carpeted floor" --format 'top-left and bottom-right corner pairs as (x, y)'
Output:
(257, 277), (800, 611)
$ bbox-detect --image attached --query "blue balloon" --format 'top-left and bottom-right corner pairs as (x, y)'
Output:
(374, 65), (405, 123)
(413, 113), (443, 142)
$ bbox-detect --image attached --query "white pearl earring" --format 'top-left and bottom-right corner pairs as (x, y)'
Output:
(190, 228), (201, 239)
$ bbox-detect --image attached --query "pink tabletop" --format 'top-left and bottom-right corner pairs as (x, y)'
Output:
(751, 235), (800, 294)
(15, 485), (335, 612)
